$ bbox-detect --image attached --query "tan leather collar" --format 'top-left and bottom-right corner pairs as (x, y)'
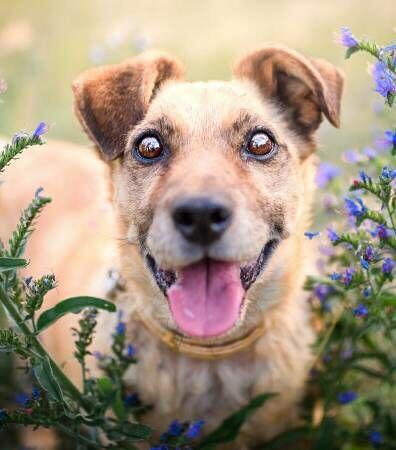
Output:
(136, 312), (266, 360)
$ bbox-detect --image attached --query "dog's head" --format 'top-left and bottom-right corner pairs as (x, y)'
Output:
(73, 46), (343, 340)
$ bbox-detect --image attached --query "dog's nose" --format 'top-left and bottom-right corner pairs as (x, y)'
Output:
(172, 197), (232, 245)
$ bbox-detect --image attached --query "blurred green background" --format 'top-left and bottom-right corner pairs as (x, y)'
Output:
(0, 0), (394, 161)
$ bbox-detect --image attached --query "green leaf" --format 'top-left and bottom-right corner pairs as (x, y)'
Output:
(313, 417), (337, 450)
(97, 376), (114, 398)
(345, 46), (360, 59)
(113, 390), (127, 421)
(0, 257), (27, 272)
(108, 422), (152, 441)
(197, 393), (276, 450)
(33, 356), (68, 404)
(257, 426), (312, 449)
(36, 296), (116, 333)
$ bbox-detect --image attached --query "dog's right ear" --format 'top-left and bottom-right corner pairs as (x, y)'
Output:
(72, 51), (184, 161)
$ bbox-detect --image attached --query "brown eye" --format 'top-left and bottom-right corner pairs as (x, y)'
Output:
(247, 132), (275, 158)
(136, 136), (163, 160)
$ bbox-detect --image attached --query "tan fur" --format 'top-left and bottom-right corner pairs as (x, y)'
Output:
(1, 46), (343, 449)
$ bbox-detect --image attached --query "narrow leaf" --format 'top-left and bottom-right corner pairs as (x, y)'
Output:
(33, 356), (67, 404)
(0, 257), (27, 272)
(36, 296), (116, 333)
(197, 393), (276, 450)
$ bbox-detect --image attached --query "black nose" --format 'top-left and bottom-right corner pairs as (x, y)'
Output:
(172, 197), (232, 246)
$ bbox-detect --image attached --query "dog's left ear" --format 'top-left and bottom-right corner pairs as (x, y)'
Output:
(72, 51), (184, 161)
(233, 45), (344, 139)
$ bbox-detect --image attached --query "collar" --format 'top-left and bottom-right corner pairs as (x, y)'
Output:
(136, 312), (266, 360)
(105, 268), (266, 360)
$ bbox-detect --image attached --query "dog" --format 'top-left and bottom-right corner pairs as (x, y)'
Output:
(2, 45), (343, 448)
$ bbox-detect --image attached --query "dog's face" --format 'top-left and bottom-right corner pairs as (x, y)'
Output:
(73, 47), (343, 339)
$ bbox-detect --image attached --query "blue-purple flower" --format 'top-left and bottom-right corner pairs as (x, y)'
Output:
(338, 390), (357, 405)
(376, 129), (396, 150)
(314, 284), (333, 301)
(369, 430), (383, 446)
(124, 393), (138, 407)
(330, 272), (341, 281)
(167, 419), (184, 437)
(344, 197), (367, 218)
(380, 166), (396, 181)
(32, 387), (41, 401)
(304, 231), (320, 240)
(342, 148), (363, 164)
(382, 257), (395, 275)
(341, 267), (355, 287)
(32, 122), (48, 138)
(115, 321), (126, 335)
(360, 258), (369, 270)
(327, 227), (340, 243)
(151, 445), (169, 450)
(375, 224), (392, 239)
(359, 170), (370, 183)
(315, 163), (341, 188)
(363, 287), (372, 298)
(353, 303), (368, 318)
(124, 343), (136, 358)
(362, 146), (377, 160)
(337, 27), (359, 49)
(15, 393), (30, 407)
(372, 60), (396, 98)
(185, 419), (205, 439)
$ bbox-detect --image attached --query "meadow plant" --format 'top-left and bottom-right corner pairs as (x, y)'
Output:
(0, 27), (395, 449)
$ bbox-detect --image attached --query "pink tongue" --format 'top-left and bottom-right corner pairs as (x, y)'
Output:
(167, 260), (244, 338)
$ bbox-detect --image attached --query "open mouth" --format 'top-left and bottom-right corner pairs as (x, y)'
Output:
(145, 239), (279, 338)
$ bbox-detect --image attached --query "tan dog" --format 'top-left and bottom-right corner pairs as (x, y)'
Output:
(2, 45), (343, 448)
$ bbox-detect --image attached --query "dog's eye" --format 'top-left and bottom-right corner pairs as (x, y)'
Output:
(246, 132), (275, 158)
(136, 136), (163, 160)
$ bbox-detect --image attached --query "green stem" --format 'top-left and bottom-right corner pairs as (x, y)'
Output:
(0, 283), (90, 411)
(55, 423), (103, 449)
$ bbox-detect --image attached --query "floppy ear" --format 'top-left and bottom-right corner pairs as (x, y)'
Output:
(72, 51), (184, 161)
(233, 45), (344, 139)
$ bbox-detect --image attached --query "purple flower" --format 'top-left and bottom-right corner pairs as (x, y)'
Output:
(363, 287), (372, 298)
(360, 258), (369, 270)
(341, 267), (355, 286)
(375, 224), (392, 239)
(330, 272), (341, 281)
(342, 148), (363, 163)
(151, 446), (169, 450)
(382, 257), (395, 275)
(185, 419), (205, 439)
(125, 344), (136, 358)
(337, 27), (359, 49)
(369, 430), (383, 446)
(115, 321), (126, 335)
(32, 122), (48, 138)
(124, 393), (138, 407)
(381, 166), (396, 181)
(364, 245), (374, 261)
(353, 303), (368, 317)
(315, 163), (341, 188)
(314, 284), (333, 301)
(304, 231), (320, 240)
(372, 61), (396, 98)
(327, 227), (340, 243)
(359, 171), (370, 183)
(344, 197), (367, 218)
(338, 390), (357, 405)
(167, 419), (184, 437)
(32, 387), (41, 401)
(362, 146), (377, 160)
(15, 393), (30, 407)
(376, 129), (396, 150)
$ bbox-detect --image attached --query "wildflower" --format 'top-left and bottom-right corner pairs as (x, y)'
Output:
(380, 166), (396, 181)
(12, 132), (29, 145)
(364, 245), (374, 261)
(338, 390), (357, 405)
(124, 343), (136, 358)
(116, 321), (126, 335)
(151, 446), (169, 450)
(35, 187), (45, 199)
(360, 258), (369, 270)
(341, 346), (353, 360)
(344, 197), (366, 218)
(167, 419), (184, 437)
(369, 430), (383, 446)
(359, 170), (370, 183)
(362, 146), (377, 159)
(330, 272), (341, 281)
(185, 419), (205, 439)
(314, 284), (333, 301)
(342, 148), (363, 163)
(353, 303), (368, 317)
(375, 224), (392, 239)
(382, 257), (395, 275)
(376, 129), (396, 150)
(337, 27), (359, 48)
(341, 267), (355, 287)
(319, 245), (335, 257)
(315, 162), (341, 188)
(363, 287), (372, 298)
(32, 387), (41, 401)
(32, 122), (48, 138)
(372, 60), (396, 98)
(304, 231), (320, 240)
(327, 227), (340, 242)
(15, 393), (30, 407)
(0, 409), (7, 420)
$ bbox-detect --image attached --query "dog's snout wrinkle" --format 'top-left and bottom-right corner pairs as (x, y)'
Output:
(172, 197), (232, 246)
